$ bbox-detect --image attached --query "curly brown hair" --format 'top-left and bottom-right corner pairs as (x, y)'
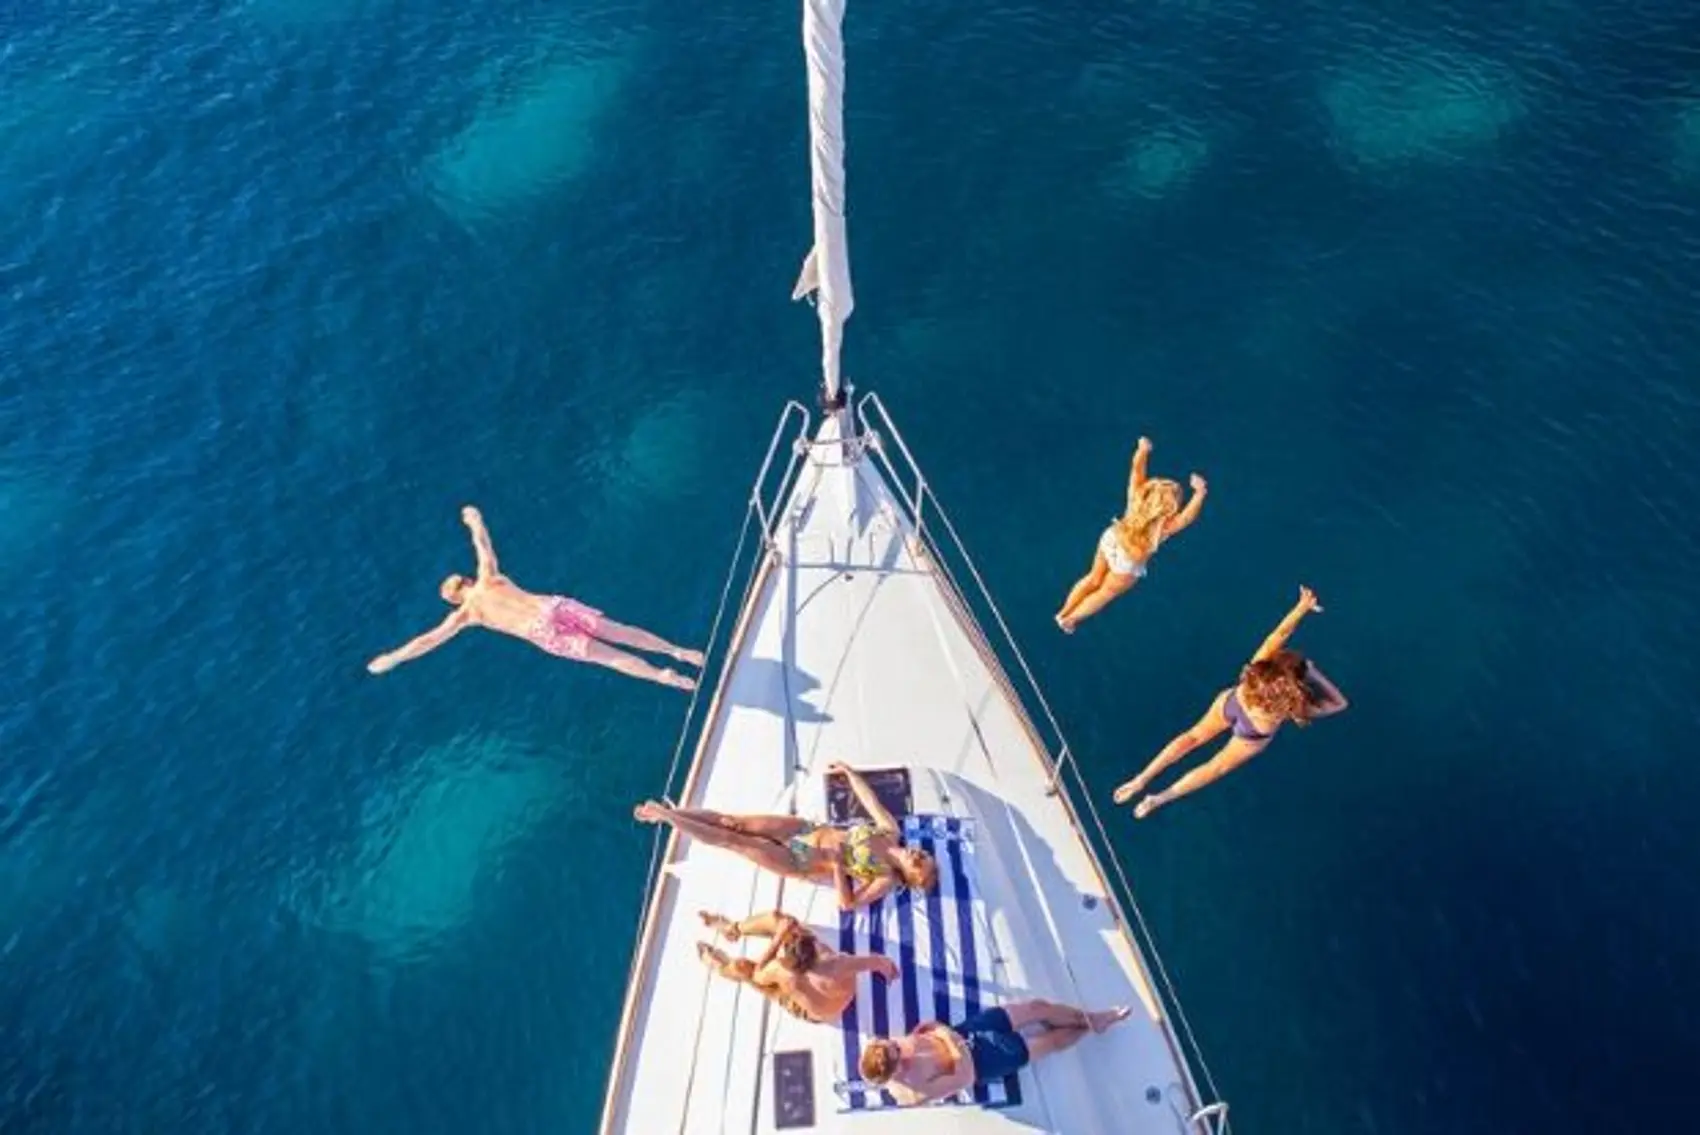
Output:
(860, 1039), (900, 1084)
(1238, 649), (1319, 727)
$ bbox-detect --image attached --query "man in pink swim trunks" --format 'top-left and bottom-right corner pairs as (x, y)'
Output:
(367, 507), (703, 690)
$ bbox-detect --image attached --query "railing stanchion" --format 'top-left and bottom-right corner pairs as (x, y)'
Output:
(626, 400), (811, 1002)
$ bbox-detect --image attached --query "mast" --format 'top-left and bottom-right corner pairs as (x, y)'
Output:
(792, 0), (855, 410)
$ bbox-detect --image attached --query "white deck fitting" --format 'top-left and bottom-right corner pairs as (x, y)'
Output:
(601, 412), (1213, 1134)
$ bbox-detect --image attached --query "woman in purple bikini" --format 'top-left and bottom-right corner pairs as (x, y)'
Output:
(366, 506), (703, 690)
(1112, 586), (1349, 818)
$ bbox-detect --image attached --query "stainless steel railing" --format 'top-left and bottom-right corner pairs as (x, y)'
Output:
(852, 389), (1232, 1135)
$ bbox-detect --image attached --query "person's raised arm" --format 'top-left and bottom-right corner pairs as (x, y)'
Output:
(1163, 473), (1208, 538)
(367, 611), (468, 675)
(1304, 661), (1350, 717)
(1252, 585), (1322, 664)
(830, 953), (900, 981)
(1125, 436), (1153, 513)
(826, 762), (899, 834)
(462, 506), (499, 580)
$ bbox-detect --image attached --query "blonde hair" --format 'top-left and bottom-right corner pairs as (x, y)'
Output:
(1115, 478), (1183, 562)
(860, 1040), (899, 1084)
(896, 848), (938, 893)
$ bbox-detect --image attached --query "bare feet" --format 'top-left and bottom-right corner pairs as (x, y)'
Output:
(1088, 1006), (1132, 1033)
(633, 800), (669, 824)
(1133, 796), (1161, 820)
(1055, 614), (1077, 634)
(697, 942), (732, 969)
(659, 669), (697, 692)
(875, 956), (899, 981)
(698, 911), (741, 941)
(675, 648), (706, 667)
(1111, 777), (1148, 806)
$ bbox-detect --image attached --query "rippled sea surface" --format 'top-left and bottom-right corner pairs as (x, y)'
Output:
(3, 0), (1697, 1131)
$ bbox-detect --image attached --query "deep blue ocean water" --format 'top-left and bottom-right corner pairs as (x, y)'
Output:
(4, 0), (1699, 1130)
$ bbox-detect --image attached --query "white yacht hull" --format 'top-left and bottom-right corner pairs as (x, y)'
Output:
(599, 403), (1224, 1134)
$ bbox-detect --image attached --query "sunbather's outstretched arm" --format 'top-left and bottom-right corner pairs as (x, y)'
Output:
(827, 761), (898, 833)
(822, 952), (899, 980)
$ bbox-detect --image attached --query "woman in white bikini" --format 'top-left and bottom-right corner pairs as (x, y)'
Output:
(366, 506), (703, 690)
(1054, 436), (1206, 633)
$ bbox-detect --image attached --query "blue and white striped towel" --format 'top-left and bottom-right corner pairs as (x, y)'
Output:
(833, 814), (1022, 1111)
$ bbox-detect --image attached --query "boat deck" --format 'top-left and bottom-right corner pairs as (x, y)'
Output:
(601, 416), (1211, 1134)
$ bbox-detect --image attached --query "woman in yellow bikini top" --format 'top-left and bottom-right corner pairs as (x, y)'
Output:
(789, 818), (909, 887)
(840, 822), (884, 882)
(631, 762), (938, 911)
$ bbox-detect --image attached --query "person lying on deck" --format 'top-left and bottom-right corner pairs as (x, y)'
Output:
(366, 506), (703, 690)
(632, 763), (937, 910)
(695, 909), (898, 1023)
(858, 999), (1132, 1105)
(1055, 436), (1206, 633)
(1113, 585), (1349, 819)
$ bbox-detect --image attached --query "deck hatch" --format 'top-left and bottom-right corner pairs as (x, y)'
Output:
(772, 1050), (817, 1129)
(825, 767), (913, 824)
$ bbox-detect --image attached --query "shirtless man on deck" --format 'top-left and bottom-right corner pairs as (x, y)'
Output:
(695, 909), (898, 1023)
(366, 507), (703, 690)
(857, 999), (1131, 1105)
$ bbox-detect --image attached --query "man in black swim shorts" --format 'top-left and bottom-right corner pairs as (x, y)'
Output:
(858, 998), (1133, 1106)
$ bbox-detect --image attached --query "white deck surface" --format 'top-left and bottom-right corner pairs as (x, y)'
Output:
(600, 414), (1211, 1134)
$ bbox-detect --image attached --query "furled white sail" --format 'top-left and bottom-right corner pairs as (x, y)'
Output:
(794, 0), (855, 400)
(598, 5), (1236, 1129)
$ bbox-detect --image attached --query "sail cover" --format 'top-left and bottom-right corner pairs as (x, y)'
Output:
(793, 0), (855, 400)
